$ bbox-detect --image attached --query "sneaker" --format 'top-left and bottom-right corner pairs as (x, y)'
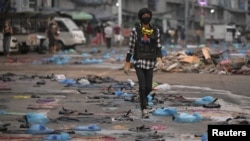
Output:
(142, 109), (149, 119)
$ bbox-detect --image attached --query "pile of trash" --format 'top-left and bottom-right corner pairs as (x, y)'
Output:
(160, 46), (250, 75)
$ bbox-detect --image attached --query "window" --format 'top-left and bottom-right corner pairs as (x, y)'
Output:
(148, 0), (156, 11)
(166, 2), (182, 19)
(29, 0), (37, 10)
(217, 8), (223, 20)
(57, 21), (68, 32)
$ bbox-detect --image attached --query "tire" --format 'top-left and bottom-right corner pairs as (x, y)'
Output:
(56, 41), (64, 51)
(18, 42), (30, 54)
(37, 45), (47, 54)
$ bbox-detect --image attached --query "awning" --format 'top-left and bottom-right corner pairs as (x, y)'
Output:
(66, 11), (93, 20)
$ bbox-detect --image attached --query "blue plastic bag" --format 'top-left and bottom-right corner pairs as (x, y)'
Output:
(26, 113), (49, 124)
(44, 132), (70, 141)
(194, 96), (215, 106)
(73, 125), (101, 131)
(173, 112), (203, 123)
(27, 124), (54, 134)
(201, 132), (208, 141)
(152, 107), (177, 116)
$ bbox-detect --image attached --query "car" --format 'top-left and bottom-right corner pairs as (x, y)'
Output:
(0, 33), (19, 54)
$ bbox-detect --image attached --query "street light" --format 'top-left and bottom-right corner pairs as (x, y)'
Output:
(210, 9), (215, 14)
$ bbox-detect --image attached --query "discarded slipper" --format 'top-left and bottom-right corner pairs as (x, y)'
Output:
(31, 95), (40, 98)
(73, 125), (101, 131)
(78, 110), (94, 115)
(203, 103), (221, 108)
(0, 123), (10, 131)
(128, 125), (151, 132)
(56, 116), (80, 122)
(20, 123), (30, 128)
(59, 107), (94, 115)
(36, 98), (55, 103)
(59, 107), (75, 115)
(135, 131), (165, 141)
(36, 80), (46, 85)
(114, 110), (133, 121)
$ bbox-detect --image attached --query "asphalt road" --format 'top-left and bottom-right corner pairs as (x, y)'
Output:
(0, 46), (250, 141)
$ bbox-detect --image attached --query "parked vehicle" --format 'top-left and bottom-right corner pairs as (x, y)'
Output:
(49, 17), (86, 49)
(204, 24), (238, 42)
(0, 33), (19, 53)
(0, 12), (86, 54)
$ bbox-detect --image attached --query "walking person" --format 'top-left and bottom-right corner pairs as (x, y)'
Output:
(104, 23), (113, 49)
(46, 22), (59, 54)
(123, 8), (163, 118)
(113, 24), (121, 47)
(210, 25), (215, 45)
(195, 26), (201, 47)
(85, 22), (94, 47)
(2, 19), (13, 57)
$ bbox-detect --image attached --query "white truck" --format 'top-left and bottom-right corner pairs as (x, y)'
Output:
(1, 12), (86, 54)
(204, 24), (236, 42)
(0, 33), (19, 53)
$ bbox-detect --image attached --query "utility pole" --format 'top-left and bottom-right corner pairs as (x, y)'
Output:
(118, 0), (122, 27)
(184, 0), (189, 44)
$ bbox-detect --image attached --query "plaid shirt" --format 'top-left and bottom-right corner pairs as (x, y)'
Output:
(127, 25), (162, 69)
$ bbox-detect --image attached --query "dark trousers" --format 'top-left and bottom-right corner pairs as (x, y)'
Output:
(135, 67), (153, 110)
(196, 35), (200, 46)
(106, 37), (111, 48)
(3, 36), (11, 55)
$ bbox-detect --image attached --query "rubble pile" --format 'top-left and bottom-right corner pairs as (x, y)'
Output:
(160, 47), (250, 75)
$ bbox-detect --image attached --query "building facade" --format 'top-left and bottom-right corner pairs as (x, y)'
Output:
(9, 0), (248, 27)
(5, 0), (249, 41)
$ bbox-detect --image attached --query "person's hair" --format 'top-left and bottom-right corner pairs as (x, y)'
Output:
(138, 8), (152, 20)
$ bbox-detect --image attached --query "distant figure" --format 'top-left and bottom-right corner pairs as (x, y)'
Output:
(93, 23), (104, 45)
(210, 25), (215, 44)
(246, 30), (250, 42)
(195, 26), (202, 46)
(113, 25), (121, 47)
(178, 26), (186, 47)
(2, 19), (13, 57)
(46, 22), (59, 54)
(104, 23), (113, 49)
(85, 22), (94, 47)
(164, 29), (171, 45)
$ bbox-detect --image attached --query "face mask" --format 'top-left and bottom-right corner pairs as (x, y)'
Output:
(141, 17), (151, 24)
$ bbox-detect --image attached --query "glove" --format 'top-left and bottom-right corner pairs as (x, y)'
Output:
(123, 62), (131, 75)
(156, 57), (163, 70)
